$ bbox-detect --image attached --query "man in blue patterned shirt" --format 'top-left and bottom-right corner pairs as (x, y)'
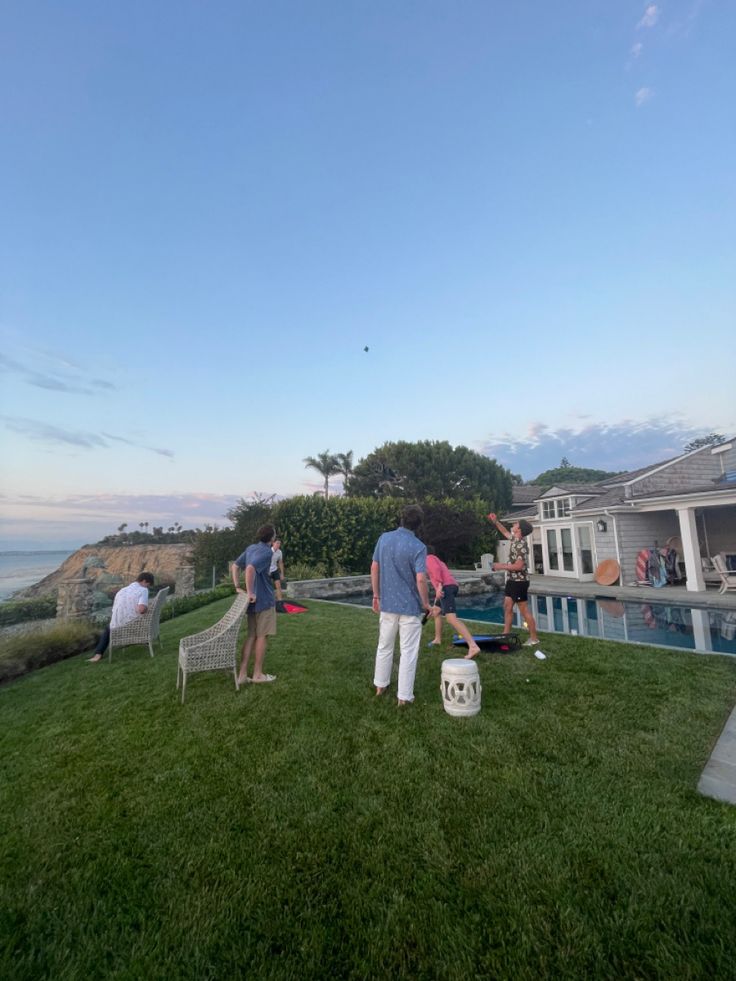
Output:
(371, 505), (436, 705)
(232, 523), (278, 683)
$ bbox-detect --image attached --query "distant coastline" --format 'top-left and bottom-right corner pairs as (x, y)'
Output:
(0, 550), (74, 602)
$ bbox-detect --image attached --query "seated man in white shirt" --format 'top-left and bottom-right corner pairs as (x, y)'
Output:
(88, 572), (155, 662)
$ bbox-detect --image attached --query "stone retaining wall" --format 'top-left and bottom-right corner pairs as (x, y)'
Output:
(289, 572), (503, 600)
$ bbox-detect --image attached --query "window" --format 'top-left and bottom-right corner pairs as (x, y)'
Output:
(561, 528), (574, 571)
(543, 501), (555, 519)
(557, 498), (571, 517)
(577, 525), (594, 574)
(547, 529), (559, 570)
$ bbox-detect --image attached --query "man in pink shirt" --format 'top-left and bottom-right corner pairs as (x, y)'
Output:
(425, 548), (480, 659)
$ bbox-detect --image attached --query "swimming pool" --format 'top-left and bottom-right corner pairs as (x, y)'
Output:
(333, 591), (736, 657)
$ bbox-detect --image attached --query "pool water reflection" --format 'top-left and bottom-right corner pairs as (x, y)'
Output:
(335, 592), (736, 656)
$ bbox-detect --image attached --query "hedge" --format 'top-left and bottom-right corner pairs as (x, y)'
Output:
(0, 596), (57, 627)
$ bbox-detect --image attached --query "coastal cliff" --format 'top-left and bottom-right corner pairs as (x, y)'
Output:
(17, 544), (194, 598)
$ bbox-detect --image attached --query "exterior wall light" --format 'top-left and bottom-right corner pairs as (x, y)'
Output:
(596, 519), (607, 533)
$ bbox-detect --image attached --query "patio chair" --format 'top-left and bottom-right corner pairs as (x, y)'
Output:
(712, 554), (736, 594)
(109, 586), (170, 661)
(474, 553), (494, 573)
(177, 593), (250, 703)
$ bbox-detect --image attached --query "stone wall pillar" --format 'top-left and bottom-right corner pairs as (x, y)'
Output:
(175, 566), (195, 597)
(56, 578), (94, 621)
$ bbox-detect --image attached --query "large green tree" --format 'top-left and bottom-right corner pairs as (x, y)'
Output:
(347, 440), (512, 508)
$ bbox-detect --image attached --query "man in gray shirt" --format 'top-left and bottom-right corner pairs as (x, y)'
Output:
(371, 504), (436, 705)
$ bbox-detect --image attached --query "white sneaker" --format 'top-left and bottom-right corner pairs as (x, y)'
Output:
(523, 639), (539, 647)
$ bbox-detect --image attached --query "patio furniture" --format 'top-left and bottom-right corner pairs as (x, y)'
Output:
(109, 586), (170, 661)
(440, 658), (481, 717)
(474, 553), (494, 573)
(177, 593), (250, 703)
(712, 554), (736, 594)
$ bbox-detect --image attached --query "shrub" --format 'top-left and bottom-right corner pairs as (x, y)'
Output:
(286, 562), (331, 581)
(159, 583), (235, 622)
(0, 621), (98, 685)
(0, 596), (57, 627)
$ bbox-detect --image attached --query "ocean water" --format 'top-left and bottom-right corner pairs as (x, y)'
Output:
(0, 551), (73, 602)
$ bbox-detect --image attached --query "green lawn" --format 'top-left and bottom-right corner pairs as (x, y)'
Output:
(2, 598), (736, 979)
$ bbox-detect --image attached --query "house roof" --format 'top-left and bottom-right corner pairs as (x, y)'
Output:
(601, 456), (681, 486)
(539, 483), (607, 498)
(511, 485), (544, 505)
(510, 440), (736, 522)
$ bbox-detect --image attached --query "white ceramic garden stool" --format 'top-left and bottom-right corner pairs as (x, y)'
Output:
(440, 658), (482, 717)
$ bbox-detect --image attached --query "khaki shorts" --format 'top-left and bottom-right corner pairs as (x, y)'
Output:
(248, 606), (277, 637)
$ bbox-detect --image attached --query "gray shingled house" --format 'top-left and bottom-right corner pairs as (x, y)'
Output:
(506, 439), (736, 593)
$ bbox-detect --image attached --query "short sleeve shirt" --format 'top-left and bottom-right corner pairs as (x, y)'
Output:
(426, 554), (457, 591)
(269, 548), (283, 574)
(508, 538), (529, 582)
(234, 542), (275, 612)
(372, 527), (427, 616)
(110, 581), (149, 628)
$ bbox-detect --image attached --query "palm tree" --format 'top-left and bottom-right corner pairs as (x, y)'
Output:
(303, 450), (341, 499)
(335, 450), (354, 493)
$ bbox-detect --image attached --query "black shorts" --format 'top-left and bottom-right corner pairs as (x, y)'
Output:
(271, 571), (281, 583)
(504, 579), (529, 603)
(439, 584), (459, 615)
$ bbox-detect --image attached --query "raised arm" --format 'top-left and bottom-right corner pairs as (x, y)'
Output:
(487, 512), (511, 540)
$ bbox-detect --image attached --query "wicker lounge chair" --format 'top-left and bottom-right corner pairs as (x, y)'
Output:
(177, 593), (250, 703)
(109, 586), (170, 661)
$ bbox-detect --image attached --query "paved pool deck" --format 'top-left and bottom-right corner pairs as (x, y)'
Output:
(453, 570), (736, 612)
(697, 706), (736, 805)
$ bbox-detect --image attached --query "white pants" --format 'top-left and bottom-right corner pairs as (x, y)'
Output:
(373, 612), (423, 702)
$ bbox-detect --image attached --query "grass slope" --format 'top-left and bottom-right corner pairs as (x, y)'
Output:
(1, 598), (736, 979)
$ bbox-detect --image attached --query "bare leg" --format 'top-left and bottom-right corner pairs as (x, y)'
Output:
(237, 632), (256, 684)
(274, 581), (283, 601)
(251, 636), (270, 681)
(517, 601), (539, 643)
(445, 613), (480, 659)
(503, 596), (514, 634)
(433, 615), (443, 645)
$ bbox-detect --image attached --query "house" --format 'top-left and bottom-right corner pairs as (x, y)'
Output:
(505, 440), (736, 592)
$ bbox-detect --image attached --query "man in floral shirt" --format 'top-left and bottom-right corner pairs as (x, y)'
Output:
(487, 514), (540, 647)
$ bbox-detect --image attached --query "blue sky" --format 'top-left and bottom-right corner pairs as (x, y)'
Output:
(1, 1), (734, 548)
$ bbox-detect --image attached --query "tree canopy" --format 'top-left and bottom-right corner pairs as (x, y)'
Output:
(683, 433), (726, 453)
(532, 461), (623, 485)
(346, 440), (512, 508)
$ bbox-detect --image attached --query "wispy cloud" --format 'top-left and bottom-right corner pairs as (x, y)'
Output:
(0, 349), (116, 396)
(630, 41), (643, 58)
(637, 4), (659, 29)
(0, 492), (248, 547)
(478, 417), (727, 480)
(1, 416), (174, 458)
(635, 86), (654, 107)
(101, 432), (174, 458)
(1, 491), (242, 519)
